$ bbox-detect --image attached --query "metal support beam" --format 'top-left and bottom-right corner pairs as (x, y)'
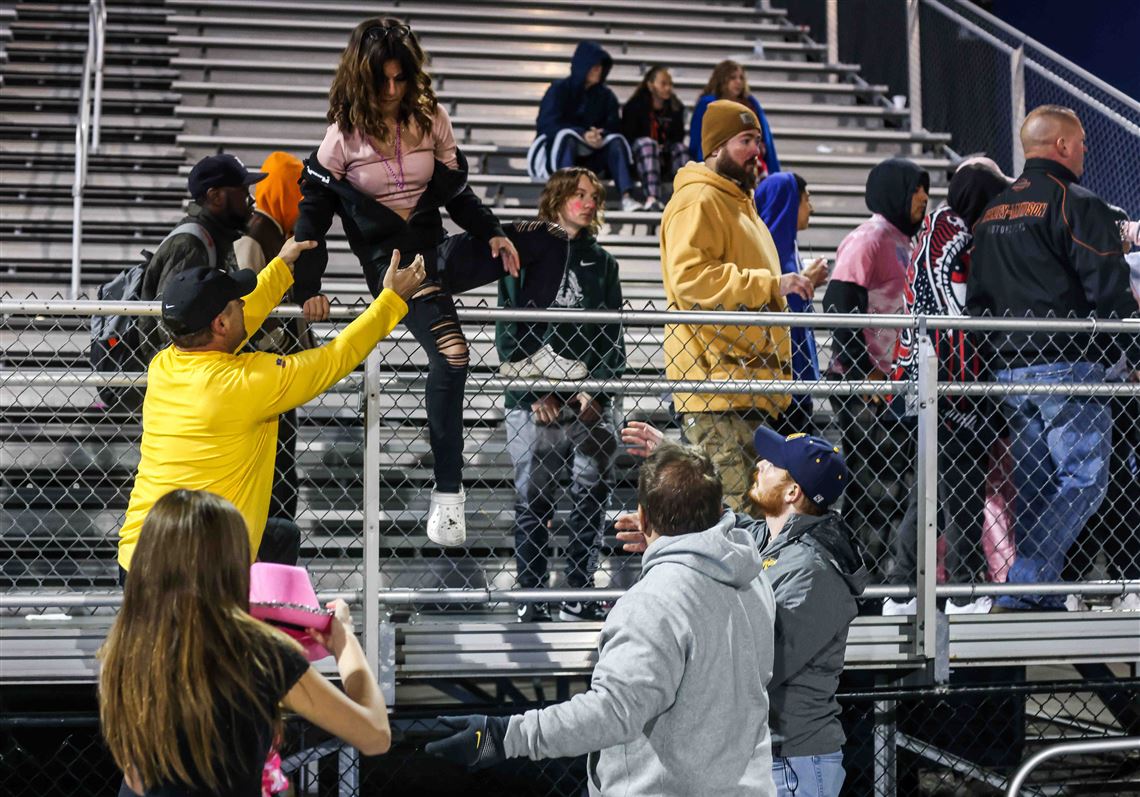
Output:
(1011, 45), (1026, 175)
(906, 0), (923, 132)
(915, 335), (938, 661)
(826, 0), (838, 80)
(363, 349), (382, 677)
(873, 698), (898, 797)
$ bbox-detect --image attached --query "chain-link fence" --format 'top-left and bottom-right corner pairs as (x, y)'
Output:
(4, 676), (1138, 796)
(919, 0), (1140, 215)
(3, 302), (1139, 605)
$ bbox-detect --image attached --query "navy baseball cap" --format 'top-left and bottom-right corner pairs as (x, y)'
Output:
(753, 426), (850, 509)
(161, 267), (258, 336)
(187, 154), (266, 200)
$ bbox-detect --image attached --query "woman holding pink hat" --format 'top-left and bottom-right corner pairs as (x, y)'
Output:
(99, 489), (390, 796)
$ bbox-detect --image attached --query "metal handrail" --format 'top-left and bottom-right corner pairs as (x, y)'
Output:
(1005, 736), (1140, 797)
(2, 301), (1139, 335)
(69, 0), (106, 301)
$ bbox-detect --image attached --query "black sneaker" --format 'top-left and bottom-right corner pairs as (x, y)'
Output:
(558, 601), (607, 622)
(516, 602), (551, 623)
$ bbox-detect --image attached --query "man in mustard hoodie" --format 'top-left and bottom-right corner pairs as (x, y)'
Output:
(659, 99), (826, 510)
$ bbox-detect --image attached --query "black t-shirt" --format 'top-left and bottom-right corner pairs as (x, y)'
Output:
(118, 635), (310, 797)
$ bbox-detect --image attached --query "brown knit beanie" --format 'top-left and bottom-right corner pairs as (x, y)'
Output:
(701, 99), (760, 157)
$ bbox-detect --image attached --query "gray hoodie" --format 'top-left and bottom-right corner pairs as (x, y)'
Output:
(504, 510), (778, 796)
(739, 510), (869, 757)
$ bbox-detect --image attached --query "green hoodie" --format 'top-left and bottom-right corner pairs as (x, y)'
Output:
(497, 231), (626, 409)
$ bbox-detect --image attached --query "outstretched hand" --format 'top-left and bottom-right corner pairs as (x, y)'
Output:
(382, 249), (427, 301)
(620, 421), (664, 458)
(490, 236), (520, 278)
(614, 511), (648, 553)
(424, 715), (510, 770)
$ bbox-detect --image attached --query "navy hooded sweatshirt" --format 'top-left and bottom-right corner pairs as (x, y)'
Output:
(535, 41), (621, 138)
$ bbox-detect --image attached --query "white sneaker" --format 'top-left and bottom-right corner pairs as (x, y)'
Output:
(1111, 593), (1140, 611)
(643, 196), (664, 212)
(945, 596), (993, 615)
(882, 597), (917, 616)
(620, 195), (643, 213)
(1064, 594), (1090, 612)
(426, 489), (466, 546)
(498, 345), (587, 381)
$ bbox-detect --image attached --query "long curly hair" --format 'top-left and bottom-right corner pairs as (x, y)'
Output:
(538, 168), (606, 237)
(327, 17), (437, 146)
(703, 59), (749, 101)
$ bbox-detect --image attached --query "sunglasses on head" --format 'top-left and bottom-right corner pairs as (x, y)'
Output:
(364, 23), (410, 43)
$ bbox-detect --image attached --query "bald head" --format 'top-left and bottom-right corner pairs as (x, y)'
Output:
(1021, 105), (1086, 177)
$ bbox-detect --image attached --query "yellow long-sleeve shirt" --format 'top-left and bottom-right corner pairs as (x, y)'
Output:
(118, 257), (407, 569)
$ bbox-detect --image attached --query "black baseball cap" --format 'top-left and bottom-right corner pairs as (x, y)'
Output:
(753, 426), (850, 509)
(187, 154), (266, 200)
(161, 267), (258, 336)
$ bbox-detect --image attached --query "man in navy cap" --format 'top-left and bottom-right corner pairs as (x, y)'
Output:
(136, 154), (268, 363)
(618, 423), (868, 797)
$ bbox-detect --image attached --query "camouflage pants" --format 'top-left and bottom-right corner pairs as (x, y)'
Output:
(682, 412), (762, 513)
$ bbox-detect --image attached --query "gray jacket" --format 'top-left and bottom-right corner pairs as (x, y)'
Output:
(739, 511), (869, 757)
(504, 511), (778, 797)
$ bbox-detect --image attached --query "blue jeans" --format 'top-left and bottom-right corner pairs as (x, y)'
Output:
(555, 134), (634, 196)
(506, 406), (617, 589)
(996, 362), (1111, 610)
(772, 752), (845, 797)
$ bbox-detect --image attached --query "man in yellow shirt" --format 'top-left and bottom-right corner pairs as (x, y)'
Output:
(117, 241), (425, 577)
(659, 100), (827, 510)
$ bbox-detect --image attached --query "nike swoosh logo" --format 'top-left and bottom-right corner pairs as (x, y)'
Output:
(163, 303), (176, 309)
(475, 730), (482, 749)
(579, 261), (596, 266)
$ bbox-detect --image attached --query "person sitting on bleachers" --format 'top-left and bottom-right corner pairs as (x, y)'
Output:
(527, 40), (642, 212)
(234, 151), (315, 565)
(620, 65), (687, 211)
(291, 18), (576, 547)
(425, 444), (778, 797)
(496, 167), (626, 623)
(688, 60), (780, 177)
(102, 489), (391, 797)
(755, 172), (830, 433)
(115, 240), (424, 584)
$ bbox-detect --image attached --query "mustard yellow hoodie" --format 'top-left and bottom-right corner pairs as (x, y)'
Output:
(659, 162), (791, 416)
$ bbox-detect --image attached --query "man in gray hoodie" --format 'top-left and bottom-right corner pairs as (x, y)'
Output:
(619, 422), (868, 797)
(425, 444), (778, 796)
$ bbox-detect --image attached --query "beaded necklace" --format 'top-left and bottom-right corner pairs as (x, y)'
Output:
(378, 122), (406, 191)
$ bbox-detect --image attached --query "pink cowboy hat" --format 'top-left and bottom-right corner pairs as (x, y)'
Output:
(249, 563), (333, 661)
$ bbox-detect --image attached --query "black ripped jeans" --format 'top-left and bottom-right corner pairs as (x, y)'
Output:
(362, 224), (568, 493)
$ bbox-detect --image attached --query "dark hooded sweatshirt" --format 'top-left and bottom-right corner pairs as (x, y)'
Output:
(735, 510), (869, 757)
(535, 41), (620, 139)
(823, 158), (930, 377)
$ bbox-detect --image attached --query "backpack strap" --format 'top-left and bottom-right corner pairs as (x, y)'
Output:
(158, 221), (218, 270)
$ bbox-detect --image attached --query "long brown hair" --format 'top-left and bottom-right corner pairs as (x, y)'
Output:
(538, 167), (606, 236)
(327, 17), (437, 146)
(629, 65), (682, 112)
(703, 59), (749, 101)
(99, 490), (298, 792)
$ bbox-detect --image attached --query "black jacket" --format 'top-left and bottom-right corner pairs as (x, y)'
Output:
(965, 158), (1138, 369)
(620, 90), (685, 146)
(291, 147), (505, 301)
(734, 511), (869, 757)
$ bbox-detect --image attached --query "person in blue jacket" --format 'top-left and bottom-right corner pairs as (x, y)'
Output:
(527, 41), (641, 212)
(755, 172), (829, 432)
(689, 59), (779, 178)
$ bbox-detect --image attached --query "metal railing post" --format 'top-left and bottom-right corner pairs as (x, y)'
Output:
(906, 0), (923, 132)
(826, 0), (838, 81)
(914, 334), (938, 659)
(70, 1), (97, 300)
(90, 0), (106, 153)
(1006, 737), (1140, 796)
(362, 349), (382, 676)
(1010, 45), (1026, 175)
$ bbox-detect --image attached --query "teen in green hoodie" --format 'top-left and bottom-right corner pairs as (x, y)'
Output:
(496, 168), (626, 622)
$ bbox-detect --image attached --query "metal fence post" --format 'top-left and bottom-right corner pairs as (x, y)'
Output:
(826, 0), (838, 81)
(1010, 45), (1026, 175)
(914, 334), (938, 660)
(906, 0), (923, 132)
(362, 349), (382, 675)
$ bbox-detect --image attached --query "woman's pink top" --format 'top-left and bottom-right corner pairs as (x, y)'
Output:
(316, 105), (459, 213)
